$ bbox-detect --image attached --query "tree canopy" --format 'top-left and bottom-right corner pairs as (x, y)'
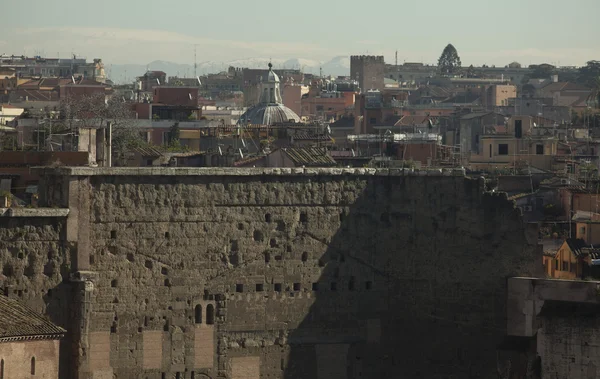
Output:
(438, 44), (461, 75)
(528, 63), (555, 79)
(577, 60), (600, 89)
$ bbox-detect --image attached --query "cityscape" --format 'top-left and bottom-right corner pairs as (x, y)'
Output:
(0, 5), (600, 378)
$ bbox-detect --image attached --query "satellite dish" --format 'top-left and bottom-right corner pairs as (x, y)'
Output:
(196, 76), (201, 86)
(239, 148), (244, 159)
(218, 146), (222, 156)
(156, 78), (160, 85)
(188, 93), (192, 100)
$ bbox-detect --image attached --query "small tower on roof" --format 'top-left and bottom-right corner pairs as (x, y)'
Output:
(259, 62), (283, 104)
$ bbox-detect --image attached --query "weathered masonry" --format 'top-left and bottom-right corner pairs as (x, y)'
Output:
(9, 167), (540, 379)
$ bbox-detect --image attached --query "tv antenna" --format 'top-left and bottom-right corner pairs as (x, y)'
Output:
(194, 44), (197, 78)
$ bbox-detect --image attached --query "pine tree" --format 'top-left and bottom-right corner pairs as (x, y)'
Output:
(438, 44), (461, 75)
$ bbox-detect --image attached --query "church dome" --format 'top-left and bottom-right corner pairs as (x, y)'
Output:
(238, 63), (300, 125)
(239, 104), (300, 125)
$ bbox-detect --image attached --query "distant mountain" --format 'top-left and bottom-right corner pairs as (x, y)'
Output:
(106, 56), (351, 84)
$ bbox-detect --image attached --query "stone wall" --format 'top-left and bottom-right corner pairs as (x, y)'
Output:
(0, 213), (71, 376)
(506, 277), (600, 379)
(33, 167), (541, 379)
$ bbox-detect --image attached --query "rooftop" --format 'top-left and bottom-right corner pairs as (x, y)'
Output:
(34, 166), (467, 177)
(282, 147), (336, 167)
(0, 295), (65, 341)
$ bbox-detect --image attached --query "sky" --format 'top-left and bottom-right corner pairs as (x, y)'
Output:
(1, 0), (599, 68)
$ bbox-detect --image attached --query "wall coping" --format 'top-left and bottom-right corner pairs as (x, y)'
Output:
(0, 208), (70, 217)
(33, 166), (467, 177)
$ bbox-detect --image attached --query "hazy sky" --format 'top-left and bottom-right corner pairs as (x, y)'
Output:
(1, 0), (598, 67)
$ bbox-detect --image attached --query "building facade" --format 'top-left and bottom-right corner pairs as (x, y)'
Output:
(0, 295), (65, 379)
(350, 56), (385, 92)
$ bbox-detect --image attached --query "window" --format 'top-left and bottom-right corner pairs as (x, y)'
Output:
(31, 357), (35, 375)
(1, 359), (4, 379)
(146, 159), (153, 166)
(498, 144), (509, 155)
(580, 226), (586, 235)
(536, 144), (543, 155)
(554, 260), (559, 270)
(255, 283), (264, 292)
(206, 304), (215, 325)
(562, 261), (568, 271)
(369, 117), (377, 125)
(274, 283), (282, 292)
(194, 305), (202, 324)
(489, 144), (492, 158)
(235, 284), (243, 293)
(514, 120), (522, 138)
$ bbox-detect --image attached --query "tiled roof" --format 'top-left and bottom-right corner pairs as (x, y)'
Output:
(540, 82), (589, 94)
(132, 146), (163, 157)
(508, 191), (536, 201)
(283, 147), (336, 167)
(394, 115), (429, 126)
(233, 154), (266, 167)
(460, 112), (497, 120)
(291, 132), (333, 141)
(565, 238), (588, 257)
(0, 295), (65, 341)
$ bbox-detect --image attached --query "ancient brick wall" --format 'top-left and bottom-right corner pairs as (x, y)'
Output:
(0, 215), (71, 376)
(537, 302), (600, 379)
(34, 167), (541, 379)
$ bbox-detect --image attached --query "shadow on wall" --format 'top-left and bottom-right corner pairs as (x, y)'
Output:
(270, 175), (540, 379)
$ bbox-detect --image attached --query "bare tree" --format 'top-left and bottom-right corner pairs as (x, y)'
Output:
(60, 92), (146, 158)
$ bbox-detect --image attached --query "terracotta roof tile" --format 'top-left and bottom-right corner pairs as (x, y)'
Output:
(283, 147), (336, 167)
(0, 295), (65, 340)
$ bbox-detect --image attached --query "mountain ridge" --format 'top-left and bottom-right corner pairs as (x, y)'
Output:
(106, 56), (351, 84)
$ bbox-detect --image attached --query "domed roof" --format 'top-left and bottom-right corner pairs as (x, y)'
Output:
(239, 103), (300, 125)
(238, 63), (300, 125)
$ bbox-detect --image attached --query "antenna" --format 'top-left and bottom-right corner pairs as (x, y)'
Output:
(194, 44), (197, 78)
